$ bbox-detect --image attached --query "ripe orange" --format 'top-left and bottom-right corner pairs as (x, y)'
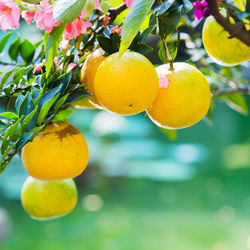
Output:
(21, 177), (77, 220)
(80, 48), (105, 108)
(203, 16), (250, 66)
(147, 63), (211, 129)
(22, 122), (89, 180)
(93, 51), (159, 115)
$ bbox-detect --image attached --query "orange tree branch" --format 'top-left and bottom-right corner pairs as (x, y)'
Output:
(206, 0), (250, 47)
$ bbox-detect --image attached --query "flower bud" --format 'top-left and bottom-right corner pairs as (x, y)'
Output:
(85, 0), (95, 17)
(100, 0), (109, 14)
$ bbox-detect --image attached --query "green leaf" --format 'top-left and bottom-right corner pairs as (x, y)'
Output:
(157, 0), (175, 15)
(45, 24), (66, 77)
(180, 0), (193, 12)
(167, 30), (180, 61)
(22, 106), (38, 132)
(15, 132), (34, 151)
(15, 93), (25, 114)
(16, 125), (45, 151)
(224, 93), (248, 115)
(13, 66), (32, 84)
(37, 93), (60, 126)
(0, 67), (17, 89)
(53, 0), (87, 23)
(38, 85), (62, 110)
(246, 0), (250, 11)
(1, 118), (21, 154)
(97, 35), (115, 54)
(52, 72), (71, 97)
(18, 93), (36, 119)
(158, 6), (182, 38)
(0, 140), (19, 173)
(160, 128), (177, 141)
(54, 94), (69, 113)
(0, 112), (18, 120)
(66, 92), (92, 103)
(158, 41), (167, 64)
(111, 33), (121, 52)
(0, 31), (14, 53)
(119, 0), (155, 56)
(140, 24), (157, 42)
(136, 44), (153, 55)
(52, 107), (74, 122)
(20, 39), (35, 63)
(8, 36), (21, 61)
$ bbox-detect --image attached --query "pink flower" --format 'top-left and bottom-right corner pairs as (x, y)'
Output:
(67, 63), (77, 72)
(59, 39), (69, 50)
(22, 11), (35, 24)
(94, 0), (103, 12)
(0, 0), (21, 32)
(193, 0), (210, 22)
(33, 59), (46, 73)
(63, 10), (91, 40)
(123, 0), (135, 8)
(34, 0), (60, 33)
(159, 76), (169, 88)
(54, 57), (59, 66)
(110, 26), (123, 36)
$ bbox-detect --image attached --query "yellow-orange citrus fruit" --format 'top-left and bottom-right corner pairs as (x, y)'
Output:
(73, 99), (97, 109)
(203, 16), (250, 66)
(94, 51), (159, 115)
(22, 122), (89, 180)
(80, 48), (105, 108)
(21, 176), (77, 220)
(147, 63), (211, 129)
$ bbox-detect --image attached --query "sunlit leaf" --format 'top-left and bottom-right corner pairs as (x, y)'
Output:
(119, 0), (155, 56)
(53, 0), (87, 23)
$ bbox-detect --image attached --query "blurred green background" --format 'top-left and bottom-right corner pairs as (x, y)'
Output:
(0, 17), (250, 250)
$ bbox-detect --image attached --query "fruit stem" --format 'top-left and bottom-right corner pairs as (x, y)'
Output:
(163, 39), (174, 71)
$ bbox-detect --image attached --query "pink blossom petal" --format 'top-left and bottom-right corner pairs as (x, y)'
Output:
(94, 0), (103, 12)
(0, 0), (21, 32)
(110, 26), (123, 36)
(122, 0), (135, 8)
(67, 63), (77, 72)
(159, 76), (169, 88)
(33, 0), (60, 33)
(22, 11), (35, 24)
(59, 39), (69, 50)
(54, 57), (59, 66)
(33, 59), (46, 73)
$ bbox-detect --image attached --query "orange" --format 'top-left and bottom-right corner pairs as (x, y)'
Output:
(93, 51), (159, 115)
(22, 122), (89, 180)
(202, 16), (250, 66)
(80, 48), (105, 108)
(147, 63), (211, 129)
(21, 176), (77, 220)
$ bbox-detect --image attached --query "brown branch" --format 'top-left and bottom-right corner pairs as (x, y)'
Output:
(82, 3), (127, 52)
(109, 3), (127, 23)
(206, 0), (250, 47)
(212, 84), (250, 96)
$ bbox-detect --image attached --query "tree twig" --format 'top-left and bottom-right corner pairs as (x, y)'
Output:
(212, 84), (250, 96)
(206, 0), (250, 47)
(82, 3), (127, 52)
